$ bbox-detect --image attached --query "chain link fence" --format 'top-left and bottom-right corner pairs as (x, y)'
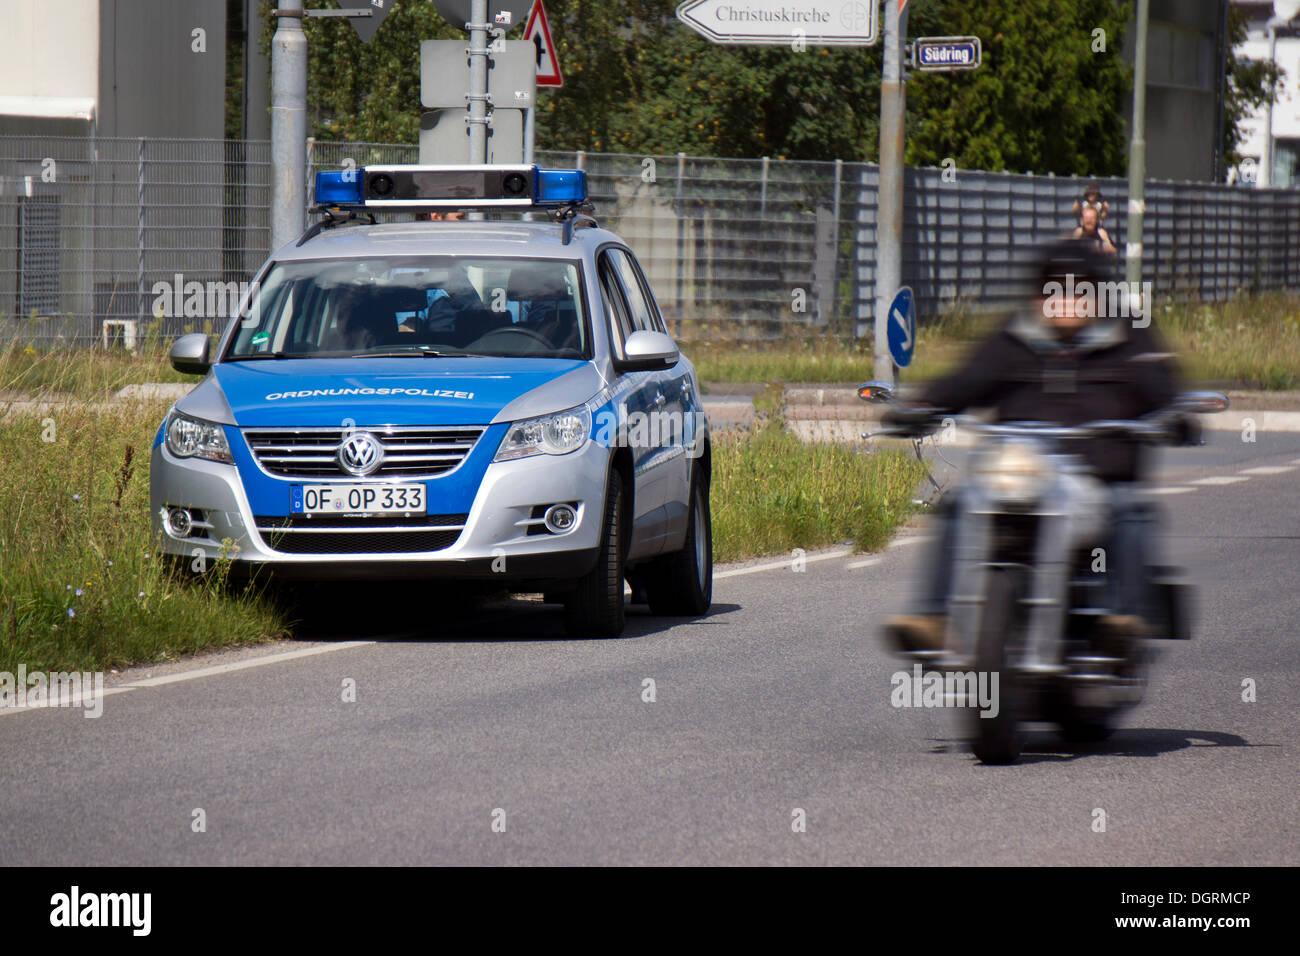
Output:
(3, 134), (1299, 347)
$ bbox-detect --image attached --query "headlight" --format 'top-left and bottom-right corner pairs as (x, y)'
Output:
(974, 439), (1047, 504)
(165, 412), (233, 463)
(494, 405), (591, 462)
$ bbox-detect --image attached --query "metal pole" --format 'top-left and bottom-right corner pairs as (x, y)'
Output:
(759, 155), (769, 220)
(524, 106), (535, 164)
(467, 0), (489, 163)
(270, 0), (307, 252)
(1126, 0), (1149, 290)
(137, 138), (145, 330)
(872, 0), (905, 379)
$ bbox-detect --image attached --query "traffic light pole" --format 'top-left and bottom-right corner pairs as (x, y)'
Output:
(270, 0), (307, 252)
(872, 0), (907, 382)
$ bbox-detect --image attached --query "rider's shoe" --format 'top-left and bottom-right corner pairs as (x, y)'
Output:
(884, 614), (948, 654)
(1096, 614), (1150, 654)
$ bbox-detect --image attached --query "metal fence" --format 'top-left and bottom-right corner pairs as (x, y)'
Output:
(4, 134), (1299, 347)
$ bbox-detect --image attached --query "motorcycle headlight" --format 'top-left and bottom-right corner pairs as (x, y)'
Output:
(494, 405), (591, 462)
(165, 412), (233, 463)
(975, 439), (1047, 504)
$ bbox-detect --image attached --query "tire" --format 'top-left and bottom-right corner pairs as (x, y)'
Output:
(643, 466), (713, 616)
(563, 469), (626, 638)
(970, 568), (1026, 765)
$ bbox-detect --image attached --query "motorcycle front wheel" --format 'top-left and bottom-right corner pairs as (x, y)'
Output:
(971, 567), (1027, 765)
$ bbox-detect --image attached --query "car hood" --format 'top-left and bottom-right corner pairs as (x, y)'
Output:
(202, 357), (599, 427)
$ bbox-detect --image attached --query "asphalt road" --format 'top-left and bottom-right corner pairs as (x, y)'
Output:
(3, 427), (1297, 866)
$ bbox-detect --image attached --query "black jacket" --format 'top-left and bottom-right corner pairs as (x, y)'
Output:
(917, 313), (1180, 483)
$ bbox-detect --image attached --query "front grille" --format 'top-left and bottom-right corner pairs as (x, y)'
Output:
(254, 513), (468, 555)
(243, 426), (484, 479)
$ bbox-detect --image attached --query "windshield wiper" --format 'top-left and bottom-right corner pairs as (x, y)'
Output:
(351, 347), (468, 358)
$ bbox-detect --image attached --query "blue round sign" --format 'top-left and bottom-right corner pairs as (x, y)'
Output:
(887, 286), (916, 368)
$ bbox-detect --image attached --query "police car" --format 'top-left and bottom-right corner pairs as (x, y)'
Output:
(150, 164), (711, 637)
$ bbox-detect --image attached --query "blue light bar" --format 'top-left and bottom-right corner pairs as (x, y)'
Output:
(534, 168), (587, 205)
(312, 165), (588, 209)
(314, 170), (363, 205)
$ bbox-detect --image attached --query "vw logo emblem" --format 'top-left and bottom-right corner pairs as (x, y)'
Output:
(338, 431), (384, 476)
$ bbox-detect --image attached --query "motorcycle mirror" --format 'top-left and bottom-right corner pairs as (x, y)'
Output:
(1174, 391), (1230, 414)
(858, 380), (895, 404)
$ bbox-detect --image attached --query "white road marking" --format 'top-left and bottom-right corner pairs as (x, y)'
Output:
(714, 547), (853, 579)
(1151, 486), (1196, 495)
(1191, 475), (1250, 485)
(0, 686), (135, 718)
(127, 641), (375, 688)
(846, 557), (881, 570)
(1239, 465), (1295, 476)
(0, 641), (374, 718)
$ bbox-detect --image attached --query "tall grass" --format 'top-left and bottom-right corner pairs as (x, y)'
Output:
(710, 422), (926, 562)
(684, 292), (1300, 388)
(0, 400), (286, 673)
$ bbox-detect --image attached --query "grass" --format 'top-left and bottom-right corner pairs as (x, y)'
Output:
(710, 421), (926, 563)
(0, 400), (287, 674)
(685, 292), (1300, 390)
(0, 339), (193, 400)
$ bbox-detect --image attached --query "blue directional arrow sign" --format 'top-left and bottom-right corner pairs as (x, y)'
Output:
(887, 286), (916, 368)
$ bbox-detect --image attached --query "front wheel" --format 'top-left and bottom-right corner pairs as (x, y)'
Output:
(971, 568), (1026, 765)
(643, 466), (712, 616)
(563, 469), (626, 638)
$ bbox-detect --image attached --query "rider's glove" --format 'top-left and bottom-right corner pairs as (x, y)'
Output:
(881, 405), (940, 432)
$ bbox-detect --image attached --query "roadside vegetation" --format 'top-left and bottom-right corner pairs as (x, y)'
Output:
(0, 399), (286, 674)
(710, 421), (926, 563)
(686, 292), (1300, 391)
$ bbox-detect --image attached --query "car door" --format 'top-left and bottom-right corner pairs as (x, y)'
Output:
(606, 248), (696, 549)
(597, 247), (671, 558)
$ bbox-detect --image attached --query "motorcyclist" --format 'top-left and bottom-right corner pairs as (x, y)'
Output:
(883, 239), (1184, 654)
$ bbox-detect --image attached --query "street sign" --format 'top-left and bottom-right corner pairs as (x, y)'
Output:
(419, 106), (525, 164)
(886, 287), (915, 368)
(347, 0), (394, 43)
(524, 0), (562, 87)
(912, 35), (981, 71)
(433, 1), (533, 30)
(675, 0), (876, 46)
(420, 39), (537, 110)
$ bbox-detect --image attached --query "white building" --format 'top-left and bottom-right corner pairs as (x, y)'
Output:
(1233, 0), (1300, 185)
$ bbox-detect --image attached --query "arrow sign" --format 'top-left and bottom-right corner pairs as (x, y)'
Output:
(887, 287), (915, 368)
(675, 0), (877, 47)
(524, 0), (563, 87)
(912, 35), (981, 71)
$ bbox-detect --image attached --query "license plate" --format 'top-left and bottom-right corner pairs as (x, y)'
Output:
(292, 483), (426, 515)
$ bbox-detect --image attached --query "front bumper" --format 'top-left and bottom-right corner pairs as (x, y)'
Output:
(149, 433), (610, 583)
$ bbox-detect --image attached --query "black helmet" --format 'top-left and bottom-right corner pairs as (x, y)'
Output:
(1036, 237), (1110, 291)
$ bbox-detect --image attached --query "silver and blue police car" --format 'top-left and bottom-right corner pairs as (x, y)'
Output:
(150, 164), (712, 637)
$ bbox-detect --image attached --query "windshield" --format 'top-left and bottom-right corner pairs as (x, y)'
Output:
(226, 256), (588, 360)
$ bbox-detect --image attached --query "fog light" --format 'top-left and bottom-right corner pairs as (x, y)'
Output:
(166, 506), (193, 537)
(543, 504), (577, 534)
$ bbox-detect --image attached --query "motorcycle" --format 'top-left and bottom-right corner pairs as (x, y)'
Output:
(859, 381), (1229, 764)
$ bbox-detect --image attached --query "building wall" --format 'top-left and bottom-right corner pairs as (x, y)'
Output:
(97, 0), (226, 140)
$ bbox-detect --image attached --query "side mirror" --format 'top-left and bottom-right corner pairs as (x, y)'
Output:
(619, 329), (679, 372)
(169, 333), (211, 375)
(1173, 391), (1229, 414)
(857, 380), (895, 404)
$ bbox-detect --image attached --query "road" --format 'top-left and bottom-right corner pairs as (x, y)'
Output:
(3, 427), (1297, 866)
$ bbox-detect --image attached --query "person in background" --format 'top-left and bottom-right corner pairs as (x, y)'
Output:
(1072, 180), (1110, 224)
(1073, 205), (1117, 256)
